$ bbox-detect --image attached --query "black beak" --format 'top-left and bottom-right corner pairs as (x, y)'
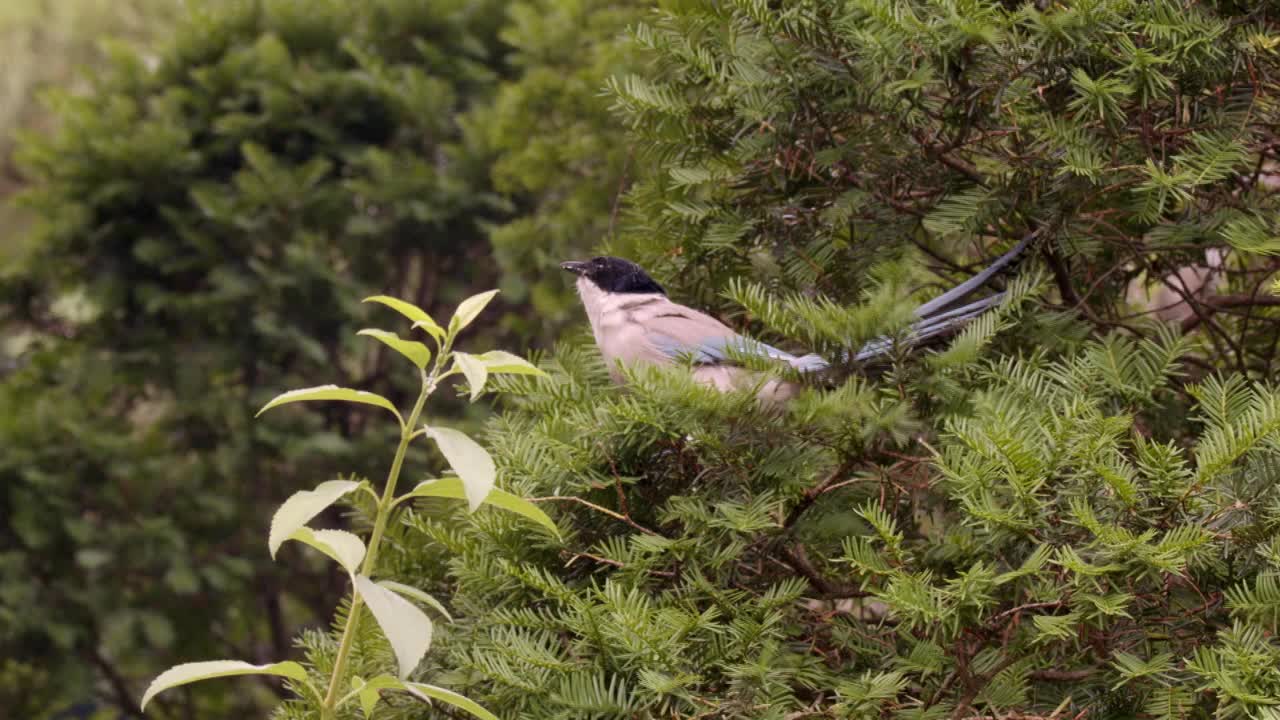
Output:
(560, 260), (588, 275)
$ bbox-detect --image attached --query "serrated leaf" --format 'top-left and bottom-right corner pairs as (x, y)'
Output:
(379, 580), (453, 622)
(363, 295), (445, 340)
(141, 660), (308, 711)
(449, 289), (499, 335)
(405, 683), (499, 720)
(452, 353), (488, 401)
(424, 427), (495, 512)
(476, 350), (546, 377)
(256, 385), (401, 426)
(358, 329), (431, 369)
(286, 528), (366, 575)
(403, 478), (559, 536)
(355, 575), (433, 679)
(268, 480), (362, 558)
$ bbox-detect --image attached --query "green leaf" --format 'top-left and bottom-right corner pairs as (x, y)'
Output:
(352, 677), (379, 717)
(378, 580), (453, 622)
(405, 683), (500, 720)
(476, 350), (547, 377)
(141, 660), (308, 711)
(341, 675), (402, 716)
(358, 329), (431, 369)
(424, 426), (495, 511)
(363, 295), (445, 341)
(403, 478), (559, 536)
(448, 289), (499, 335)
(285, 528), (366, 575)
(256, 385), (402, 426)
(268, 480), (362, 558)
(354, 575), (433, 679)
(341, 676), (495, 720)
(452, 353), (488, 401)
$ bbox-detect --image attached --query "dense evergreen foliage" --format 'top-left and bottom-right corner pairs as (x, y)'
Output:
(378, 2), (1280, 719)
(5, 0), (1280, 718)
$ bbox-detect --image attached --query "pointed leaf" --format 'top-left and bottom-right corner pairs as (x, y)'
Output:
(257, 385), (401, 426)
(286, 528), (366, 575)
(452, 353), (488, 401)
(341, 675), (402, 716)
(404, 478), (559, 536)
(379, 580), (453, 622)
(358, 329), (431, 369)
(477, 350), (547, 377)
(141, 660), (307, 711)
(424, 427), (495, 511)
(449, 289), (499, 335)
(352, 677), (379, 717)
(354, 575), (433, 679)
(269, 480), (361, 558)
(410, 319), (447, 341)
(359, 685), (379, 717)
(405, 682), (499, 720)
(363, 295), (445, 341)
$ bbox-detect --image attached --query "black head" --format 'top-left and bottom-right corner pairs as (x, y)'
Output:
(560, 256), (666, 295)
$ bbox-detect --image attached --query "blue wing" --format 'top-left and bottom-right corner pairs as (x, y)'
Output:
(650, 332), (830, 373)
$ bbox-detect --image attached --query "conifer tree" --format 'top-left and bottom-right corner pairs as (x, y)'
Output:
(358, 2), (1280, 719)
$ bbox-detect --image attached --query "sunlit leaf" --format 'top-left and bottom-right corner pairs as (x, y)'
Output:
(403, 478), (559, 536)
(358, 329), (431, 369)
(268, 480), (362, 558)
(256, 385), (401, 426)
(363, 295), (445, 341)
(424, 426), (495, 511)
(141, 660), (309, 711)
(354, 575), (433, 679)
(449, 289), (499, 335)
(405, 682), (499, 720)
(477, 350), (547, 377)
(285, 528), (366, 575)
(343, 676), (494, 720)
(452, 353), (488, 401)
(378, 580), (453, 622)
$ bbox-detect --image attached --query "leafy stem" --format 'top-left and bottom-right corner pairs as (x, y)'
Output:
(143, 290), (547, 720)
(321, 353), (443, 717)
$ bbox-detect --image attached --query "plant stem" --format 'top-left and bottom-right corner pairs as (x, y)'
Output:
(320, 366), (435, 718)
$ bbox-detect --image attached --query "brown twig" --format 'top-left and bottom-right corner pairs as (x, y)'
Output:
(780, 543), (867, 598)
(88, 645), (147, 720)
(530, 496), (661, 536)
(783, 461), (860, 530)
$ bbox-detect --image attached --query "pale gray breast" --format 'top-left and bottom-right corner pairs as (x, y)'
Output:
(575, 279), (803, 403)
(575, 279), (673, 381)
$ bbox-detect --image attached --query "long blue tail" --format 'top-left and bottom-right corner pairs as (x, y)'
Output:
(800, 233), (1036, 371)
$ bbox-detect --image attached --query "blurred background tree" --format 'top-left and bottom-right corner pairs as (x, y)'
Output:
(0, 0), (620, 716)
(470, 0), (644, 338)
(0, 0), (181, 275)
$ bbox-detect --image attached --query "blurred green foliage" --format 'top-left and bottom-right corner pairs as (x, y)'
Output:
(0, 0), (606, 715)
(0, 0), (182, 271)
(471, 0), (645, 337)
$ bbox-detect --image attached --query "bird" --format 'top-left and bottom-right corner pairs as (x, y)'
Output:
(561, 236), (1033, 404)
